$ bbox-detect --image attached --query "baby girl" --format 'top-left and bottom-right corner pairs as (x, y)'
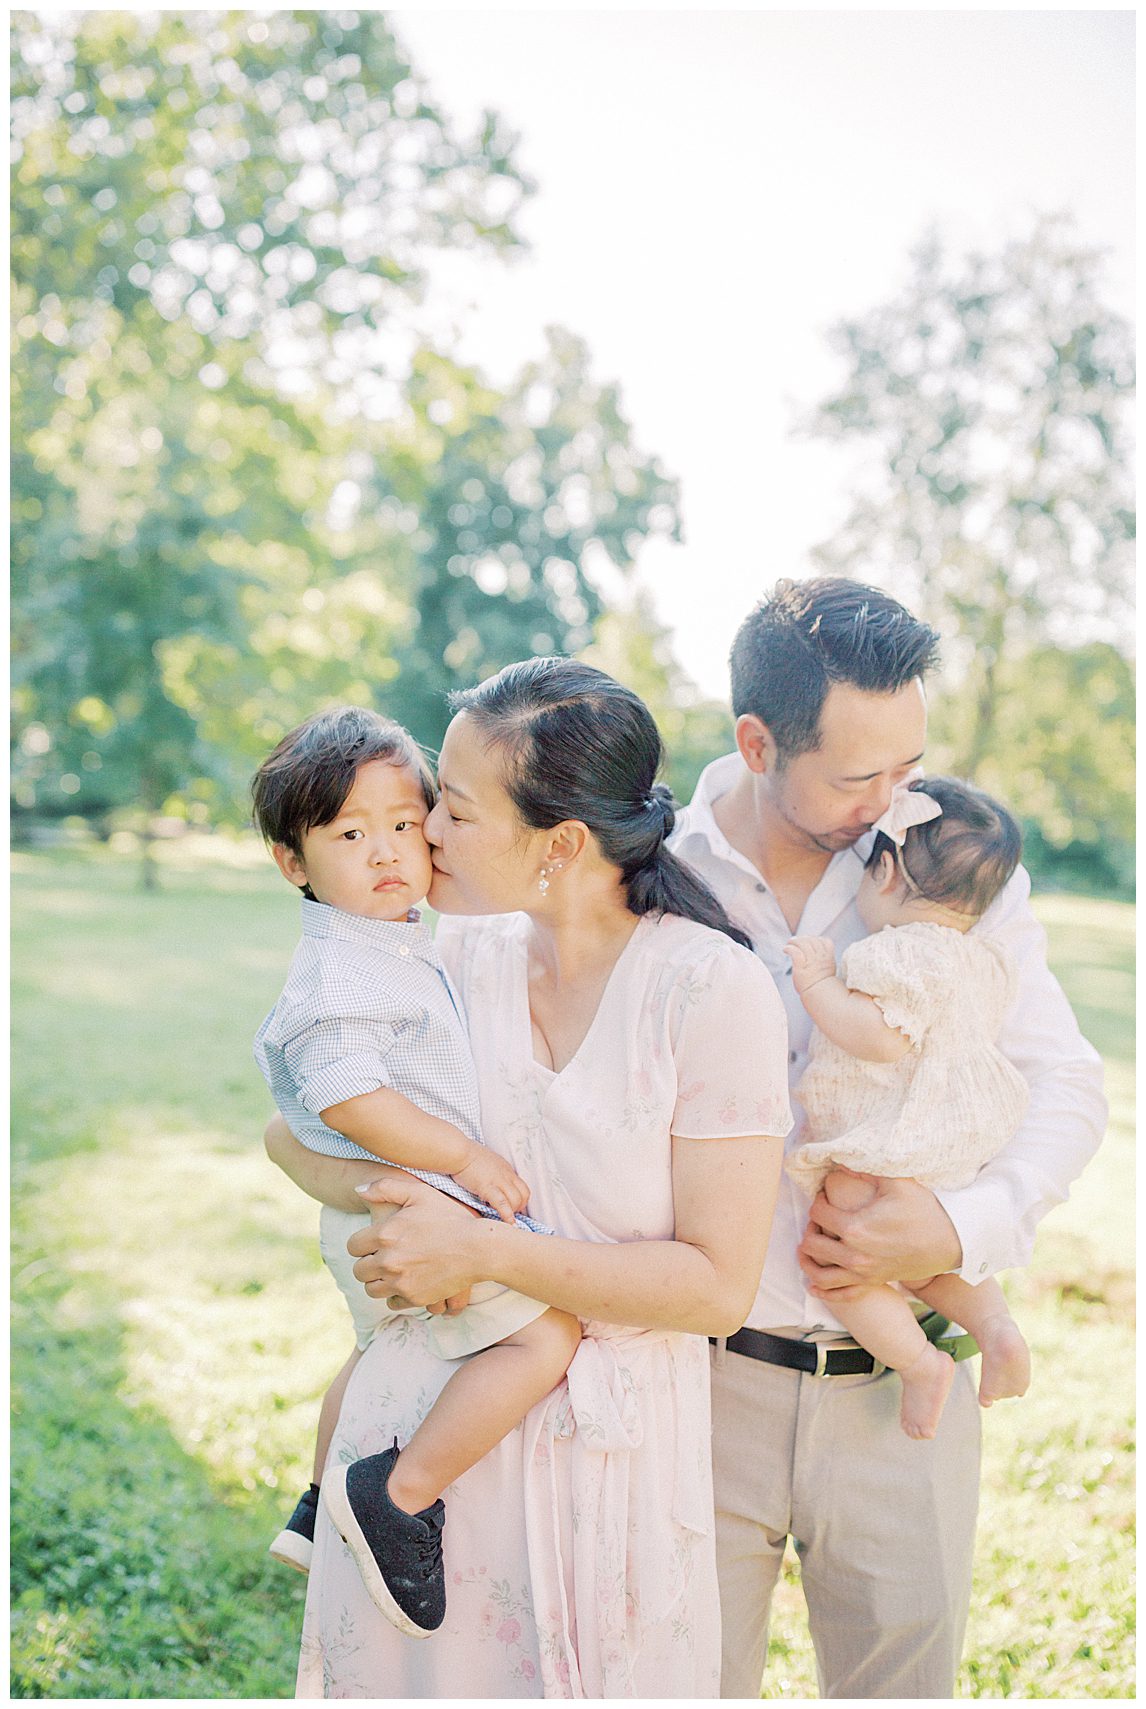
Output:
(786, 775), (1033, 1440)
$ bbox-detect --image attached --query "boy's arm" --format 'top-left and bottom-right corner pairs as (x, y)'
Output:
(785, 936), (913, 1064)
(323, 1090), (531, 1224)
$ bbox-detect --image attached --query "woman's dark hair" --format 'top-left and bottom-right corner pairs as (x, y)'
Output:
(866, 776), (1022, 918)
(730, 577), (941, 762)
(251, 705), (436, 857)
(450, 657), (753, 951)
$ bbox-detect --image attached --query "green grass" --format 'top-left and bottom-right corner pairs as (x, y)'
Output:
(10, 849), (1135, 1698)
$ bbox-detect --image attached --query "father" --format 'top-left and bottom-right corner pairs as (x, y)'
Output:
(671, 577), (1106, 1698)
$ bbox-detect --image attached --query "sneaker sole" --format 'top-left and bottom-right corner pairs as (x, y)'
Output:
(268, 1528), (313, 1573)
(321, 1466), (436, 1639)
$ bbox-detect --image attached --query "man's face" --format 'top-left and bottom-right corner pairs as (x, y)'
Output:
(763, 679), (928, 854)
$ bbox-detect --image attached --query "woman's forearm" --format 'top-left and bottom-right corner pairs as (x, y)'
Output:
(264, 1114), (406, 1213)
(355, 1135), (782, 1336)
(467, 1219), (754, 1336)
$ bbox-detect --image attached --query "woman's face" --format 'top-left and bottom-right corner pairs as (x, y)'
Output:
(425, 712), (548, 915)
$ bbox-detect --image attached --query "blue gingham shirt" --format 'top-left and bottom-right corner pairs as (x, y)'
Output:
(255, 899), (548, 1231)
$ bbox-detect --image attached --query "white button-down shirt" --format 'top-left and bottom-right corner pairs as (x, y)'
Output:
(671, 753), (1108, 1332)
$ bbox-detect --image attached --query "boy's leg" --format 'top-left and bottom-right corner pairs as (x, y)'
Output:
(313, 1347), (363, 1484)
(912, 1273), (1031, 1406)
(386, 1308), (582, 1514)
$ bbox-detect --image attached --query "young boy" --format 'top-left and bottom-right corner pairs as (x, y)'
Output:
(252, 706), (581, 1637)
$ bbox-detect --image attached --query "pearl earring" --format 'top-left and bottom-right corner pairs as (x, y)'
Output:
(538, 866), (551, 895)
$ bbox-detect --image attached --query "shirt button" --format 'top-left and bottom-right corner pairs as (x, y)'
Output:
(398, 945), (410, 957)
(978, 1262), (988, 1275)
(789, 1050), (797, 1063)
(755, 882), (767, 893)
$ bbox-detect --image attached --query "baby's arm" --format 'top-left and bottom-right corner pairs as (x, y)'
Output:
(321, 1088), (530, 1224)
(785, 936), (913, 1064)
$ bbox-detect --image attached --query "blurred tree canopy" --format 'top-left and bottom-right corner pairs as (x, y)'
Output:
(805, 218), (1135, 894)
(11, 9), (679, 856)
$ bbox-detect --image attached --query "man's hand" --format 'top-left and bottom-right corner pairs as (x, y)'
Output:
(453, 1146), (531, 1224)
(349, 1175), (486, 1315)
(784, 935), (838, 998)
(798, 1175), (964, 1300)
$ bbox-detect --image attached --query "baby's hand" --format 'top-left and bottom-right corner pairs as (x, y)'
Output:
(784, 935), (838, 997)
(453, 1146), (531, 1224)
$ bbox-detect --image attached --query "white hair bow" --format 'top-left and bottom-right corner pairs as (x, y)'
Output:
(872, 776), (942, 847)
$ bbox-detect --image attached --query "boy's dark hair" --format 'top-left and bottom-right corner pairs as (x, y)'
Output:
(729, 577), (941, 761)
(867, 776), (1023, 918)
(451, 657), (754, 951)
(251, 706), (436, 858)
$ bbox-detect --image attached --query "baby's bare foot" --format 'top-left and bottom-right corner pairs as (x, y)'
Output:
(976, 1314), (1032, 1406)
(898, 1342), (955, 1440)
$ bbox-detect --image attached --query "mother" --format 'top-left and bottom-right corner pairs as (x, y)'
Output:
(267, 658), (792, 1698)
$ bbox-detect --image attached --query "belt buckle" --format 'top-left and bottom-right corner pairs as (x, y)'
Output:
(812, 1342), (885, 1378)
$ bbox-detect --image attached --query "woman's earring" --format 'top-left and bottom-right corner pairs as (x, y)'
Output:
(538, 866), (551, 895)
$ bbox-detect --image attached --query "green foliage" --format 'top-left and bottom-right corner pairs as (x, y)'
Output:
(11, 12), (679, 835)
(804, 217), (1134, 890)
(9, 849), (1135, 1698)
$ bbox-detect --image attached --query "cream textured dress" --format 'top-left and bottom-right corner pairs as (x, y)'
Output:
(786, 922), (1029, 1197)
(296, 909), (792, 1700)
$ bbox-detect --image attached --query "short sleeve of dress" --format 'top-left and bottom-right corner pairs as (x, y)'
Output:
(841, 924), (959, 1051)
(668, 941), (794, 1141)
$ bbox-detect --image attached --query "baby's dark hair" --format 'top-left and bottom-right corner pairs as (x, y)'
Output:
(866, 776), (1022, 918)
(251, 705), (436, 858)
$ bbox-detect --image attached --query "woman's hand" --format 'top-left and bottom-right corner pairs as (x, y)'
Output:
(349, 1176), (485, 1313)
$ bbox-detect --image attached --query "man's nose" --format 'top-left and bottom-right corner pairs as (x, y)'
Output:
(866, 779), (895, 823)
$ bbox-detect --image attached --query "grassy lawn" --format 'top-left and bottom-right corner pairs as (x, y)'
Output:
(10, 850), (1135, 1698)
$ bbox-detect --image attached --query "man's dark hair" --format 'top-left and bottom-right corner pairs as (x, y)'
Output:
(729, 577), (941, 761)
(866, 775), (1022, 918)
(251, 706), (436, 858)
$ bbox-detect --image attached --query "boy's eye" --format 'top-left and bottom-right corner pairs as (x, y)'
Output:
(395, 820), (417, 832)
(342, 828), (364, 840)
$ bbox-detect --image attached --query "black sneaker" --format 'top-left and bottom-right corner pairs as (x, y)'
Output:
(321, 1444), (446, 1637)
(268, 1483), (320, 1573)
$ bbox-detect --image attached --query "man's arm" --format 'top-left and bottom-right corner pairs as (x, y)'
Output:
(799, 867), (1106, 1294)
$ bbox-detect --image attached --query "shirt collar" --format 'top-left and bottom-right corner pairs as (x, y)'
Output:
(300, 897), (438, 964)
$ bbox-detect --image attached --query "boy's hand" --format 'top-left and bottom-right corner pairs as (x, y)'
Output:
(453, 1146), (531, 1224)
(784, 935), (838, 997)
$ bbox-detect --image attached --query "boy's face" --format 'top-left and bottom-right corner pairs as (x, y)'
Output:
(273, 759), (434, 920)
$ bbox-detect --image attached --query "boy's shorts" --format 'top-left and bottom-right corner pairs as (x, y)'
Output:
(319, 1206), (549, 1359)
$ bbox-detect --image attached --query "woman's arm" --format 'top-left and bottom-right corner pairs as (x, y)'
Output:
(350, 1130), (784, 1337)
(264, 1114), (416, 1213)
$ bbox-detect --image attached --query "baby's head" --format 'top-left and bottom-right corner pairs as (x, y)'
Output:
(858, 776), (1022, 935)
(252, 706), (437, 921)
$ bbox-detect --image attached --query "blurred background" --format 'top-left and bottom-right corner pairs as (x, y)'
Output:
(11, 10), (1134, 1700)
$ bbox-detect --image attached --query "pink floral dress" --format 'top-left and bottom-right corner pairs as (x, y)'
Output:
(296, 911), (792, 1700)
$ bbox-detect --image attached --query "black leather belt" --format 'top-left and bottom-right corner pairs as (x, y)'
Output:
(709, 1313), (978, 1377)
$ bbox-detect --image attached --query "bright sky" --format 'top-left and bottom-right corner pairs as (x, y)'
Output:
(390, 8), (1135, 699)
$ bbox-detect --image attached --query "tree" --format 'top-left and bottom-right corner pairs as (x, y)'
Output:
(804, 217), (1134, 778)
(11, 11), (679, 869)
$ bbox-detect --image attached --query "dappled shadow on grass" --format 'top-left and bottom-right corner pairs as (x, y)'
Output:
(11, 1277), (304, 1700)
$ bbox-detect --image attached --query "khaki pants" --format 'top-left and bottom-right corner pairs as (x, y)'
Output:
(711, 1339), (981, 1699)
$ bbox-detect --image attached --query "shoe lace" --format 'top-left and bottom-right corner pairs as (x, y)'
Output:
(413, 1534), (441, 1577)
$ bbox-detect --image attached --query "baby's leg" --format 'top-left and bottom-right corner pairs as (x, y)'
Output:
(913, 1273), (1031, 1407)
(313, 1347), (363, 1484)
(386, 1308), (583, 1515)
(829, 1287), (955, 1440)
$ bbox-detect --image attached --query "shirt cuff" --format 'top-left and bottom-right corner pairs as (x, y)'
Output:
(933, 1174), (1025, 1285)
(297, 1054), (388, 1117)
